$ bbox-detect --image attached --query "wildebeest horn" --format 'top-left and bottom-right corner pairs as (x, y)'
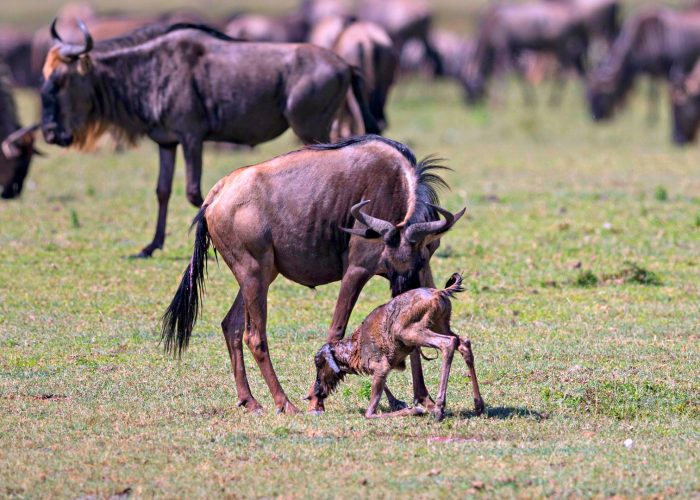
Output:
(405, 204), (466, 243)
(340, 199), (397, 239)
(58, 19), (94, 59)
(50, 18), (63, 43)
(1, 123), (40, 159)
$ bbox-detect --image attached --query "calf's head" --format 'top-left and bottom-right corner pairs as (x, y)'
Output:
(341, 200), (465, 296)
(40, 19), (98, 148)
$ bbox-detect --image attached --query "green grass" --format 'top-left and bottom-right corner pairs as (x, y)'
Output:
(2, 5), (700, 496)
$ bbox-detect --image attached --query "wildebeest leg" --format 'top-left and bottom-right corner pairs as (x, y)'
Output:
(457, 337), (485, 416)
(646, 79), (659, 126)
(408, 265), (437, 410)
(137, 144), (176, 257)
(221, 291), (262, 413)
(181, 138), (205, 207)
(286, 74), (345, 144)
(238, 259), (299, 415)
(548, 67), (566, 107)
(404, 329), (459, 422)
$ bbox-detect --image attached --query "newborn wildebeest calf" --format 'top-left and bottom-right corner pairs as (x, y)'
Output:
(310, 273), (485, 421)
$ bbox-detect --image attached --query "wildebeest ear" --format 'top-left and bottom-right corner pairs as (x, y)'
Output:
(339, 226), (382, 239)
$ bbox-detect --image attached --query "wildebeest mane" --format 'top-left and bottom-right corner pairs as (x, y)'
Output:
(306, 135), (450, 224)
(93, 22), (242, 52)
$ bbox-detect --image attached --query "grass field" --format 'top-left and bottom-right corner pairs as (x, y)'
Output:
(1, 3), (700, 497)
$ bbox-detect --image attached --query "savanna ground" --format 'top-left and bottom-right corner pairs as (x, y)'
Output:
(1, 1), (699, 497)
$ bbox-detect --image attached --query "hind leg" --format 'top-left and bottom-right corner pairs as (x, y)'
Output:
(457, 337), (485, 416)
(235, 252), (299, 415)
(286, 73), (348, 144)
(222, 291), (262, 413)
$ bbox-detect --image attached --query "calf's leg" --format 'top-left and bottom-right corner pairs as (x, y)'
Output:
(457, 338), (485, 416)
(365, 368), (424, 419)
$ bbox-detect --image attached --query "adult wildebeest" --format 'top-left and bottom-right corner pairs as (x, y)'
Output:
(551, 0), (619, 50)
(0, 66), (39, 199)
(311, 273), (484, 420)
(332, 21), (397, 135)
(462, 1), (589, 104)
(0, 28), (35, 87)
(161, 135), (465, 415)
(669, 59), (700, 144)
(587, 7), (700, 121)
(224, 12), (308, 43)
(40, 20), (378, 257)
(308, 15), (349, 50)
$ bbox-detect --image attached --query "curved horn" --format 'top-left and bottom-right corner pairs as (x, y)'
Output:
(58, 18), (94, 59)
(405, 204), (466, 243)
(50, 18), (63, 43)
(339, 199), (397, 240)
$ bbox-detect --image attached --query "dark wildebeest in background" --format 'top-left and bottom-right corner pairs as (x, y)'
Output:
(40, 20), (378, 257)
(0, 29), (35, 88)
(357, 0), (443, 76)
(552, 0), (619, 56)
(0, 66), (39, 199)
(587, 7), (700, 123)
(224, 12), (308, 42)
(669, 58), (700, 144)
(161, 135), (465, 415)
(332, 21), (397, 136)
(462, 0), (589, 105)
(311, 273), (484, 420)
(399, 30), (474, 80)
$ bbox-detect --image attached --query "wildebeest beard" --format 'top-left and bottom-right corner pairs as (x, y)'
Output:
(388, 268), (422, 297)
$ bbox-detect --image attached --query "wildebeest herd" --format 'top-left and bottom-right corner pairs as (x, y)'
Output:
(0, 0), (698, 418)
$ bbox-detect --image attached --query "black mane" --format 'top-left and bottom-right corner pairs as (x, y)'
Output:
(94, 22), (241, 52)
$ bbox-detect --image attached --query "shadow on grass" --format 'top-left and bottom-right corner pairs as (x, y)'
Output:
(456, 406), (545, 421)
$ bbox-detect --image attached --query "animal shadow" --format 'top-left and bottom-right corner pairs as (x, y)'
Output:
(455, 406), (545, 421)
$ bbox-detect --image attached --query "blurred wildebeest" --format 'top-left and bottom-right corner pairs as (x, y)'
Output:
(551, 0), (619, 52)
(40, 21), (378, 257)
(399, 30), (474, 81)
(357, 0), (443, 75)
(0, 66), (39, 199)
(224, 12), (308, 42)
(0, 28), (34, 87)
(462, 0), (589, 104)
(311, 273), (484, 420)
(669, 58), (700, 144)
(332, 21), (397, 136)
(587, 7), (700, 122)
(301, 0), (352, 27)
(161, 135), (465, 415)
(308, 15), (349, 49)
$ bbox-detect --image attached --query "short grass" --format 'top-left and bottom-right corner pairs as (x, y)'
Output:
(1, 4), (700, 497)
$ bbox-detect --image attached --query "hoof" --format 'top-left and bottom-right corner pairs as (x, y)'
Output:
(236, 398), (264, 414)
(474, 398), (485, 416)
(412, 406), (426, 416)
(129, 250), (153, 259)
(276, 400), (300, 415)
(415, 396), (436, 412)
(431, 407), (446, 422)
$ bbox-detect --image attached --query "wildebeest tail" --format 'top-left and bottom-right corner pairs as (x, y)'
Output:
(350, 67), (381, 134)
(161, 205), (211, 356)
(441, 272), (465, 299)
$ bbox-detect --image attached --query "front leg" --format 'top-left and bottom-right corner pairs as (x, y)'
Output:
(136, 143), (176, 258)
(180, 136), (204, 207)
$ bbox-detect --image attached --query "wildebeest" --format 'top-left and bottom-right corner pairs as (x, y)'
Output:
(332, 21), (397, 135)
(0, 28), (35, 87)
(398, 30), (474, 80)
(161, 135), (465, 415)
(669, 59), (700, 144)
(587, 7), (700, 121)
(0, 66), (39, 199)
(311, 273), (484, 420)
(553, 0), (619, 50)
(224, 12), (308, 42)
(357, 0), (442, 75)
(462, 1), (589, 104)
(40, 20), (378, 257)
(308, 15), (349, 49)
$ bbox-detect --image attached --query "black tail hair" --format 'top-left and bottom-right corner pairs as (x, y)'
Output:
(160, 205), (211, 356)
(441, 272), (465, 298)
(350, 67), (381, 135)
